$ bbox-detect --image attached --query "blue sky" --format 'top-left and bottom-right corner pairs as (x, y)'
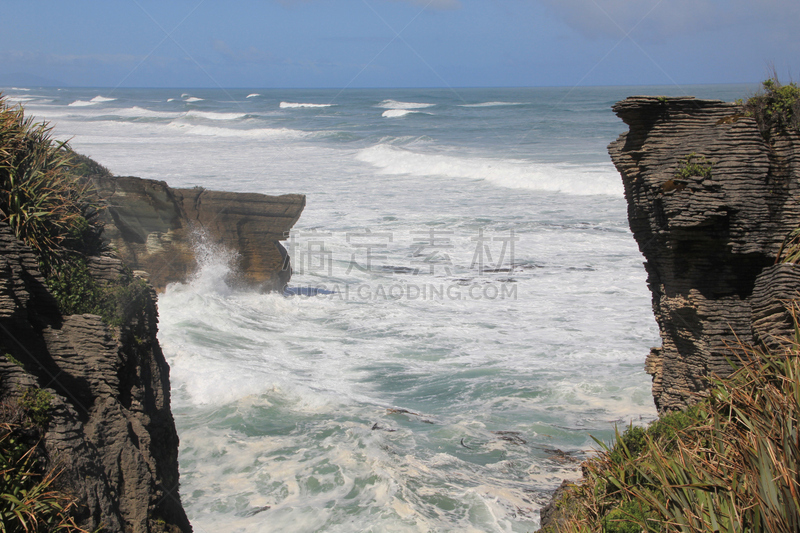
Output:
(1, 0), (798, 88)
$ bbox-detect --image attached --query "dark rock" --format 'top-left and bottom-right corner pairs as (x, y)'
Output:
(0, 221), (191, 532)
(608, 96), (800, 412)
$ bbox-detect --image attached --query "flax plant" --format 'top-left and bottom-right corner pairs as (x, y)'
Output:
(0, 96), (97, 267)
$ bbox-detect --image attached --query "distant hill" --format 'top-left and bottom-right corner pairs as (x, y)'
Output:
(0, 72), (68, 88)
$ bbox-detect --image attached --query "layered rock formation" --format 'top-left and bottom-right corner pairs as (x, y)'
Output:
(0, 222), (191, 532)
(609, 96), (800, 412)
(93, 176), (305, 292)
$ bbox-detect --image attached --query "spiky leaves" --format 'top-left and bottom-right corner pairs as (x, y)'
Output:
(0, 96), (101, 269)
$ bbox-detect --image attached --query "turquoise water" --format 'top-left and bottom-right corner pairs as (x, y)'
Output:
(7, 84), (755, 531)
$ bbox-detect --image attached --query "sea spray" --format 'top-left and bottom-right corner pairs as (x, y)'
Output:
(187, 227), (241, 295)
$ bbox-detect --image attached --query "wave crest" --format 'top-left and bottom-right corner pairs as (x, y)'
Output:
(68, 95), (117, 107)
(356, 144), (622, 196)
(378, 100), (434, 110)
(382, 109), (419, 118)
(280, 102), (335, 109)
(459, 102), (524, 108)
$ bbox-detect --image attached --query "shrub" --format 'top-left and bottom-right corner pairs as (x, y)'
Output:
(45, 259), (151, 327)
(744, 76), (800, 139)
(674, 153), (713, 181)
(18, 388), (52, 427)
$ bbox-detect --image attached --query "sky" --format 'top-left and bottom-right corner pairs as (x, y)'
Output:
(1, 0), (798, 89)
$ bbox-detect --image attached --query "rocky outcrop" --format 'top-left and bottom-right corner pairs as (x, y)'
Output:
(0, 222), (191, 532)
(609, 96), (800, 412)
(93, 176), (305, 292)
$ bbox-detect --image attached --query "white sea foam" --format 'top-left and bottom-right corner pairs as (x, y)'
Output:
(68, 95), (117, 107)
(246, 93), (260, 98)
(378, 99), (434, 109)
(4, 96), (37, 104)
(8, 87), (30, 91)
(459, 101), (524, 108)
(110, 106), (181, 119)
(184, 110), (247, 121)
(381, 109), (418, 118)
(184, 96), (203, 103)
(279, 102), (335, 108)
(356, 144), (622, 195)
(166, 122), (310, 139)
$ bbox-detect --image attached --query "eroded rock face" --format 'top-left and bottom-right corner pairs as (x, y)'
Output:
(609, 96), (800, 412)
(0, 222), (191, 532)
(93, 176), (305, 292)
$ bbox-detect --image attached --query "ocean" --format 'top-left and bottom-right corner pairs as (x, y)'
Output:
(6, 84), (754, 532)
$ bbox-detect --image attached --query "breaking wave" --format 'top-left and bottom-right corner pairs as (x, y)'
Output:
(378, 100), (435, 109)
(356, 144), (622, 195)
(280, 102), (335, 109)
(68, 95), (117, 106)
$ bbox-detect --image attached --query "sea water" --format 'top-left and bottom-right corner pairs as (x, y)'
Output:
(7, 84), (754, 532)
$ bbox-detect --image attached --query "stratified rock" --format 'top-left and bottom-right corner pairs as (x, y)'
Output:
(0, 221), (191, 532)
(93, 176), (305, 292)
(609, 96), (800, 412)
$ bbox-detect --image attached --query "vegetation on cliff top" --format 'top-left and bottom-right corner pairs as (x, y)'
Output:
(0, 95), (150, 327)
(744, 76), (800, 140)
(540, 305), (800, 532)
(0, 96), (104, 267)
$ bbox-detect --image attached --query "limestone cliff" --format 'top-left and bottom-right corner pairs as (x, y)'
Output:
(92, 176), (305, 292)
(0, 222), (191, 532)
(609, 96), (800, 412)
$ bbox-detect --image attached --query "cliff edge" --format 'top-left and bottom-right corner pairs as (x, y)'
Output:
(609, 96), (800, 412)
